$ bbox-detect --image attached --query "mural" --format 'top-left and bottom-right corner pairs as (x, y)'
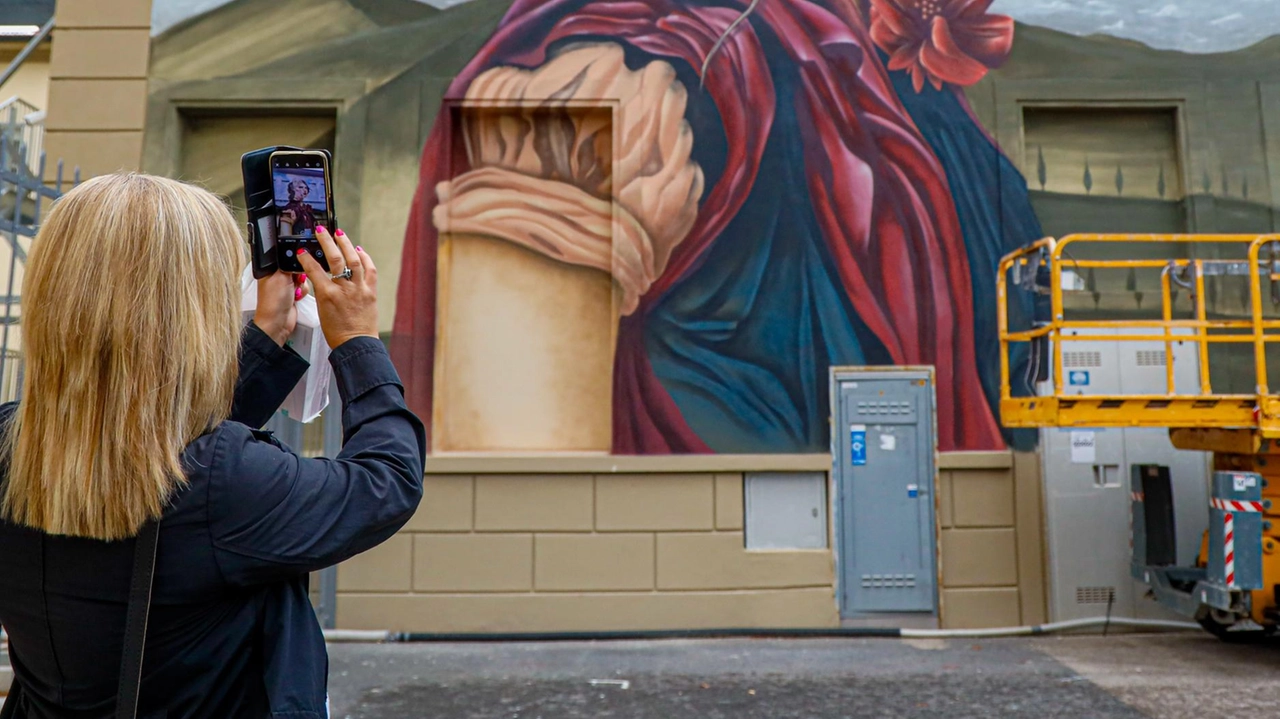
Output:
(148, 0), (1280, 455)
(394, 0), (1046, 454)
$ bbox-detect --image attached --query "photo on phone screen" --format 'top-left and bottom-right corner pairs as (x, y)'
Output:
(270, 151), (332, 273)
(273, 166), (326, 239)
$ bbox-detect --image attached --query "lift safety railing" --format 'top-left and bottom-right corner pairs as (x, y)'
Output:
(998, 234), (1280, 434)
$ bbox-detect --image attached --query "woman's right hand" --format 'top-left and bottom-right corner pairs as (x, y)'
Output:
(296, 226), (380, 349)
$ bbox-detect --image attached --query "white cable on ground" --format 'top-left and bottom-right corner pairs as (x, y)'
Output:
(323, 629), (394, 643)
(899, 616), (1201, 639)
(320, 616), (1203, 644)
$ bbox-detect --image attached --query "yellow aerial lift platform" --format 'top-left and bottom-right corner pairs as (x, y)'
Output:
(999, 234), (1280, 639)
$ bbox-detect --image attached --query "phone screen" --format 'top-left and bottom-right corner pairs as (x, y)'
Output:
(270, 152), (332, 272)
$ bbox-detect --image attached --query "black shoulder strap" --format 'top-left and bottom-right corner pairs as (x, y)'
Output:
(116, 520), (159, 719)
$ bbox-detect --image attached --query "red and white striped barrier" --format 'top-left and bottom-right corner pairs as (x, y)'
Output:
(1209, 497), (1266, 513)
(1224, 511), (1236, 587)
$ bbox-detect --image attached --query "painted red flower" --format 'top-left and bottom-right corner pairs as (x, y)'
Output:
(870, 0), (1015, 92)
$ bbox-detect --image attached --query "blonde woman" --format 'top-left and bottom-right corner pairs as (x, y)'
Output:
(0, 173), (425, 718)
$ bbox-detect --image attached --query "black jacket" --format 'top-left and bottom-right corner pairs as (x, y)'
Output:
(0, 324), (426, 718)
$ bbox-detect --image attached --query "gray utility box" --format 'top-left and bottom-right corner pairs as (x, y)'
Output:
(830, 368), (938, 620)
(1041, 327), (1209, 622)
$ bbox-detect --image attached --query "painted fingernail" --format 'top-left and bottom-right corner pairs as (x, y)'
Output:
(356, 246), (363, 252)
(335, 229), (345, 237)
(299, 274), (307, 283)
(316, 225), (327, 234)
(298, 248), (307, 255)
(295, 287), (303, 301)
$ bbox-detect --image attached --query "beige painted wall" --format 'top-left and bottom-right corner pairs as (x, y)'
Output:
(337, 470), (838, 632)
(0, 43), (49, 111)
(938, 452), (1047, 628)
(43, 0), (152, 179)
(335, 452), (1047, 632)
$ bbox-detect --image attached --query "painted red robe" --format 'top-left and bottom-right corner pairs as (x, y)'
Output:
(392, 0), (1004, 452)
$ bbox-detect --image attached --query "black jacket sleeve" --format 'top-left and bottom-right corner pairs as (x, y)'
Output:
(231, 322), (310, 429)
(207, 337), (426, 586)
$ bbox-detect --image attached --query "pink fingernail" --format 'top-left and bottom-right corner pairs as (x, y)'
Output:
(298, 248), (307, 255)
(356, 246), (363, 252)
(299, 273), (308, 283)
(295, 287), (303, 301)
(316, 225), (327, 234)
(335, 229), (345, 237)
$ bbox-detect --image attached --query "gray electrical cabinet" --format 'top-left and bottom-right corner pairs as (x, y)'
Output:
(831, 368), (937, 619)
(1041, 327), (1210, 621)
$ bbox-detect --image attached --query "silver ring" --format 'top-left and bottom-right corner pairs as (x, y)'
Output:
(329, 267), (353, 281)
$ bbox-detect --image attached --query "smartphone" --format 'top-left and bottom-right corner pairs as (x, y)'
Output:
(240, 145), (301, 279)
(269, 149), (334, 274)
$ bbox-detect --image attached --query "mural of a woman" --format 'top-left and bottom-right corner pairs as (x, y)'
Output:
(393, 0), (1044, 454)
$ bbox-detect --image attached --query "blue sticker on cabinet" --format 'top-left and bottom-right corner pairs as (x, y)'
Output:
(851, 425), (867, 466)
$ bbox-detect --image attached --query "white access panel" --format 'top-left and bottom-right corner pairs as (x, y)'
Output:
(744, 472), (828, 550)
(1044, 328), (1129, 620)
(1043, 425), (1133, 618)
(1041, 328), (1210, 622)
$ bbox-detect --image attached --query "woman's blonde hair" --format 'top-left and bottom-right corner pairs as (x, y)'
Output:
(1, 172), (245, 540)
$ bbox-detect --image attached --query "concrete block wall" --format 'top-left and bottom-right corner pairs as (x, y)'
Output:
(937, 452), (1047, 628)
(335, 471), (839, 633)
(336, 453), (1047, 633)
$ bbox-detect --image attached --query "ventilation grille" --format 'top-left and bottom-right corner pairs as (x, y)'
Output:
(855, 400), (912, 416)
(1063, 351), (1102, 368)
(860, 573), (917, 589)
(1075, 586), (1116, 604)
(1135, 350), (1167, 367)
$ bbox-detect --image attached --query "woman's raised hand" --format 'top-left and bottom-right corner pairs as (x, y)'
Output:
(296, 226), (379, 349)
(254, 270), (308, 347)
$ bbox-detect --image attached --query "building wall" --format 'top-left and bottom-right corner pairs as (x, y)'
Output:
(335, 451), (1045, 631)
(43, 0), (152, 179)
(141, 0), (453, 342)
(967, 21), (1280, 385)
(0, 43), (49, 111)
(939, 452), (1046, 628)
(971, 23), (1280, 244)
(113, 0), (1277, 634)
(338, 469), (837, 632)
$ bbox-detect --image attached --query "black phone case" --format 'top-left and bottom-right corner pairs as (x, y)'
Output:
(272, 149), (334, 275)
(241, 145), (302, 279)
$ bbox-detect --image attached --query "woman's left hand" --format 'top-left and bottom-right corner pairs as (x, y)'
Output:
(253, 271), (308, 347)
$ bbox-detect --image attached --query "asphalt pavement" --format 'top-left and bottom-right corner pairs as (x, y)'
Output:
(327, 633), (1280, 718)
(6, 632), (1277, 716)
